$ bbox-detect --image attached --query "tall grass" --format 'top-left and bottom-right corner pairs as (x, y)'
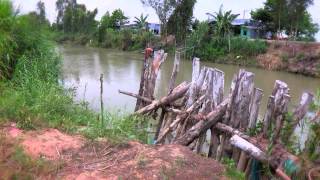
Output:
(0, 0), (148, 143)
(0, 44), (149, 142)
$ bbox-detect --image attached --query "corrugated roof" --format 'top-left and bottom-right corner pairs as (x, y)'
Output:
(231, 19), (251, 26)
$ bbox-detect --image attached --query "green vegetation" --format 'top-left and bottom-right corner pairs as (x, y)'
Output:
(221, 157), (245, 180)
(167, 0), (197, 44)
(186, 22), (267, 63)
(251, 0), (319, 41)
(0, 0), (148, 144)
(305, 90), (320, 162)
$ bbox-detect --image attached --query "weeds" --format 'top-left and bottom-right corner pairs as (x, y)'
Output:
(221, 157), (245, 180)
(0, 0), (149, 144)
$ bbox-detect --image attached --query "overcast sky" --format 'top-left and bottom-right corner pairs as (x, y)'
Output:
(13, 0), (320, 41)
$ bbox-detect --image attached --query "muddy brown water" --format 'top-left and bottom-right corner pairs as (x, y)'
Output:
(60, 45), (320, 117)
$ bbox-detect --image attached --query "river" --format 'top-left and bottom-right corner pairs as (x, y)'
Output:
(60, 45), (320, 117)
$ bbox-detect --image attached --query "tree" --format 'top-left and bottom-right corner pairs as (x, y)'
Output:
(286, 0), (314, 40)
(134, 13), (149, 30)
(55, 0), (98, 34)
(210, 6), (239, 52)
(167, 0), (196, 44)
(264, 0), (287, 34)
(97, 9), (128, 44)
(251, 0), (318, 41)
(110, 9), (128, 29)
(251, 8), (274, 33)
(36, 1), (46, 24)
(140, 0), (178, 36)
(55, 0), (69, 30)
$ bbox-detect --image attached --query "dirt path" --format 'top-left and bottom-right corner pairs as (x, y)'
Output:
(0, 123), (225, 180)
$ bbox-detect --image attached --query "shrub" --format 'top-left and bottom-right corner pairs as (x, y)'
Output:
(230, 37), (267, 56)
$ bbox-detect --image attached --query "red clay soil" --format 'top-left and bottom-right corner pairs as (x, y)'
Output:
(0, 123), (226, 180)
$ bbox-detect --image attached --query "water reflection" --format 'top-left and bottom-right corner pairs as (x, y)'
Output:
(60, 45), (320, 116)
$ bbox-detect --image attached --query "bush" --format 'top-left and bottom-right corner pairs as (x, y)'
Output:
(230, 37), (267, 56)
(186, 21), (267, 62)
(0, 0), (148, 144)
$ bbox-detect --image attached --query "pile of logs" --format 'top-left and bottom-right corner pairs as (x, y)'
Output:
(120, 50), (314, 179)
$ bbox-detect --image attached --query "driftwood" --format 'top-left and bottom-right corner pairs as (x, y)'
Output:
(284, 92), (314, 141)
(230, 135), (268, 162)
(155, 95), (206, 144)
(120, 49), (313, 179)
(262, 80), (290, 142)
(119, 90), (153, 104)
(168, 51), (181, 94)
(136, 82), (190, 114)
(174, 98), (230, 146)
(156, 51), (181, 140)
(208, 69), (225, 157)
(216, 122), (299, 174)
(135, 48), (153, 111)
(135, 50), (167, 111)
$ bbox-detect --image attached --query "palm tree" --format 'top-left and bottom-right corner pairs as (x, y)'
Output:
(209, 6), (239, 52)
(134, 13), (149, 31)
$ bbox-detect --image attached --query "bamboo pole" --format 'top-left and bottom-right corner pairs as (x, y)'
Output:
(100, 74), (104, 125)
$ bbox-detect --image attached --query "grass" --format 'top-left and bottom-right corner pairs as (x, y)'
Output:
(221, 157), (245, 180)
(0, 37), (149, 145)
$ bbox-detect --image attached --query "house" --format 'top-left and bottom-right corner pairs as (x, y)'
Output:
(120, 22), (161, 35)
(147, 23), (161, 35)
(208, 18), (263, 39)
(231, 19), (262, 39)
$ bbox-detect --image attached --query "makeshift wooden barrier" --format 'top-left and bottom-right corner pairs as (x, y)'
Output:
(119, 49), (314, 179)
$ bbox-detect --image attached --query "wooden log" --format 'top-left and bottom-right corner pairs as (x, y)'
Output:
(156, 51), (181, 140)
(180, 67), (207, 131)
(135, 48), (152, 111)
(263, 80), (290, 141)
(262, 95), (275, 137)
(229, 69), (255, 129)
(217, 71), (244, 161)
(237, 88), (263, 171)
(215, 122), (251, 140)
(174, 97), (230, 146)
(216, 122), (299, 175)
(155, 95), (206, 144)
(248, 88), (263, 129)
(119, 90), (183, 109)
(168, 51), (181, 94)
(230, 135), (268, 162)
(194, 68), (215, 153)
(136, 82), (190, 114)
(219, 69), (255, 163)
(284, 92), (314, 141)
(186, 57), (200, 107)
(207, 68), (225, 157)
(174, 65), (206, 139)
(119, 90), (153, 104)
(144, 50), (168, 101)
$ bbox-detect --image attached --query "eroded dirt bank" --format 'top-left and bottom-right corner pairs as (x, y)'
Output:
(0, 123), (225, 180)
(257, 41), (320, 77)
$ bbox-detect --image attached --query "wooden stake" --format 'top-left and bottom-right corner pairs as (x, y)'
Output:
(100, 74), (104, 125)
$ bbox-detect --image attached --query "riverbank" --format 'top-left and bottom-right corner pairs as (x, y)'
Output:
(256, 40), (320, 77)
(0, 123), (226, 179)
(59, 37), (320, 78)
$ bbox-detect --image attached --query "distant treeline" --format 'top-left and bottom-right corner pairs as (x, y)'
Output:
(11, 0), (315, 62)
